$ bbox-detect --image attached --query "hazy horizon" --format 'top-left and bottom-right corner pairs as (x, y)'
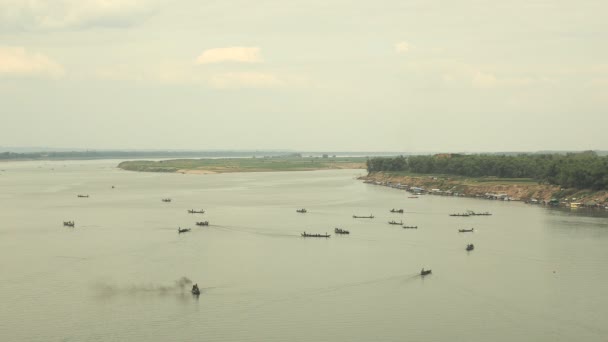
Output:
(1, 0), (607, 151)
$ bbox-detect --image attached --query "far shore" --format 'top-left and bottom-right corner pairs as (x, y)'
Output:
(118, 157), (367, 174)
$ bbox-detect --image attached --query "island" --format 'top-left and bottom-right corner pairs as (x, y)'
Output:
(118, 156), (366, 174)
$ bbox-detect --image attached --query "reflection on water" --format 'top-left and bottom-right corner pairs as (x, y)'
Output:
(1, 160), (607, 342)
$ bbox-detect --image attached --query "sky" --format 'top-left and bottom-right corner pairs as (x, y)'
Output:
(0, 0), (607, 152)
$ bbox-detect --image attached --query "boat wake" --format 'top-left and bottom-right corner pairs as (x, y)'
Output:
(92, 276), (210, 297)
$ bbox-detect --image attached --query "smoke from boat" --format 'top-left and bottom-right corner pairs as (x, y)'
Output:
(93, 276), (194, 296)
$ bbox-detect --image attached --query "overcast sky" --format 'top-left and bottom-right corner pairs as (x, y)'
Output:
(1, 0), (606, 152)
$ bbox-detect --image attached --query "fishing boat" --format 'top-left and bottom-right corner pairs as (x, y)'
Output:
(390, 208), (404, 213)
(353, 215), (374, 219)
(192, 284), (200, 296)
(467, 210), (492, 216)
(301, 232), (330, 238)
(334, 228), (350, 234)
(162, 198), (172, 202)
(77, 194), (89, 198)
(449, 213), (470, 217)
(466, 244), (475, 251)
(458, 228), (474, 233)
(402, 225), (418, 229)
(188, 209), (205, 214)
(408, 196), (419, 199)
(420, 268), (432, 276)
(178, 227), (191, 233)
(63, 221), (75, 227)
(196, 221), (209, 226)
(296, 208), (307, 213)
(388, 220), (403, 225)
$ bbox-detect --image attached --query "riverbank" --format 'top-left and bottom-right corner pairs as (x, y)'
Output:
(118, 157), (366, 174)
(361, 172), (608, 208)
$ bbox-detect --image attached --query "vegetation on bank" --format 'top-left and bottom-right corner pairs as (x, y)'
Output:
(118, 157), (367, 173)
(366, 152), (608, 190)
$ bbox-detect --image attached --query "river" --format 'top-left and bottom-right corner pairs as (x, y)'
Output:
(1, 160), (607, 341)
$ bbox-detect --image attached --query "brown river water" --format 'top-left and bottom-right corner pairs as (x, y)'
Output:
(1, 160), (607, 342)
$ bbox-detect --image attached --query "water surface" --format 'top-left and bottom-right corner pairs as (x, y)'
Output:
(1, 160), (607, 341)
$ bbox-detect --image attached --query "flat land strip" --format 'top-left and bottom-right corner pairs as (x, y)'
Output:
(118, 157), (367, 174)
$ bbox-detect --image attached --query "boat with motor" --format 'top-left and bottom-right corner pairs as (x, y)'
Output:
(334, 228), (350, 234)
(388, 220), (403, 225)
(402, 225), (418, 229)
(390, 208), (404, 213)
(196, 221), (209, 226)
(458, 228), (474, 233)
(162, 198), (172, 202)
(77, 194), (89, 198)
(450, 213), (470, 217)
(63, 221), (75, 227)
(353, 215), (374, 219)
(301, 232), (330, 238)
(420, 268), (432, 276)
(188, 209), (205, 214)
(178, 227), (191, 233)
(296, 208), (307, 213)
(466, 244), (475, 251)
(192, 284), (200, 296)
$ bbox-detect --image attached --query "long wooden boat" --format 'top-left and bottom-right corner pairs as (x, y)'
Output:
(77, 194), (89, 198)
(353, 215), (374, 219)
(390, 208), (404, 213)
(388, 220), (403, 225)
(188, 209), (205, 214)
(408, 196), (419, 199)
(178, 227), (191, 233)
(63, 221), (75, 227)
(449, 213), (470, 217)
(162, 198), (172, 202)
(467, 211), (492, 216)
(196, 221), (209, 226)
(458, 228), (474, 233)
(402, 225), (418, 229)
(296, 208), (307, 213)
(334, 228), (350, 234)
(420, 269), (432, 276)
(301, 232), (330, 238)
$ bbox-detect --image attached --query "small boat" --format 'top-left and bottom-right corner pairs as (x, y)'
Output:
(449, 213), (470, 217)
(408, 196), (418, 199)
(196, 221), (209, 226)
(402, 225), (418, 229)
(467, 210), (492, 216)
(296, 208), (307, 213)
(388, 220), (403, 225)
(178, 227), (191, 233)
(353, 215), (374, 219)
(420, 268), (432, 276)
(162, 198), (172, 202)
(390, 208), (404, 213)
(111, 185), (115, 189)
(458, 228), (474, 233)
(301, 232), (330, 238)
(334, 228), (350, 234)
(77, 194), (89, 198)
(63, 221), (75, 227)
(192, 284), (200, 296)
(188, 209), (205, 214)
(466, 244), (475, 251)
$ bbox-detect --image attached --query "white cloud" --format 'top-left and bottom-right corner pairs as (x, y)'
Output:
(0, 46), (64, 77)
(0, 0), (154, 31)
(472, 71), (497, 88)
(209, 72), (283, 89)
(394, 41), (410, 54)
(196, 47), (263, 64)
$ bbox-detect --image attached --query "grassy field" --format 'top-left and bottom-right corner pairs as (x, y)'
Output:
(118, 157), (367, 174)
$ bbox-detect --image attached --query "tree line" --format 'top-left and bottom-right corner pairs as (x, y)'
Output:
(366, 152), (608, 190)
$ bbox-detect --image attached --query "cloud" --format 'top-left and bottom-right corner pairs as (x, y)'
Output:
(394, 41), (410, 54)
(0, 46), (64, 77)
(472, 71), (497, 88)
(0, 0), (154, 31)
(209, 72), (283, 89)
(196, 47), (263, 64)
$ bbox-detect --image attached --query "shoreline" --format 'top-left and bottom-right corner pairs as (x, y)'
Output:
(361, 172), (608, 209)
